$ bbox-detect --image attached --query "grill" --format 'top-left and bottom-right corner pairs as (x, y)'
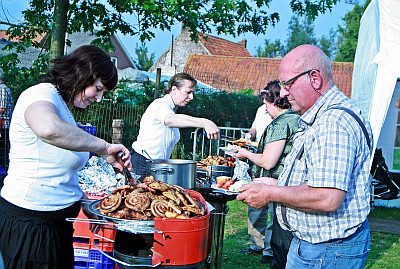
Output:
(92, 190), (210, 269)
(78, 168), (235, 269)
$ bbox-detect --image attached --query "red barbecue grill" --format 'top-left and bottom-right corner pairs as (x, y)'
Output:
(72, 150), (236, 269)
(82, 190), (210, 269)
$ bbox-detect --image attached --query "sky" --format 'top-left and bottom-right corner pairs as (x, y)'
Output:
(0, 0), (363, 60)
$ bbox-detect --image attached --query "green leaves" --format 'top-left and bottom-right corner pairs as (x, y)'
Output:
(290, 0), (340, 20)
(256, 39), (285, 58)
(134, 42), (155, 71)
(1, 0), (344, 60)
(335, 0), (371, 62)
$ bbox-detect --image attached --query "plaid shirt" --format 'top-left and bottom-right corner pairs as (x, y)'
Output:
(0, 83), (13, 129)
(276, 86), (373, 244)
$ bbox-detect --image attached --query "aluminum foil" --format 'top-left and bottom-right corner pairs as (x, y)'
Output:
(232, 159), (251, 182)
(78, 156), (125, 196)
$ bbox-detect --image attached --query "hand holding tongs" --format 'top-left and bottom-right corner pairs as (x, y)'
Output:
(118, 151), (135, 186)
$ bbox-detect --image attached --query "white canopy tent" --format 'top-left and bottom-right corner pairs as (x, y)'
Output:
(352, 0), (400, 169)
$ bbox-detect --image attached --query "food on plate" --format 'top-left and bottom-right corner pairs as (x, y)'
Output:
(216, 176), (231, 185)
(99, 192), (122, 213)
(215, 176), (235, 190)
(228, 179), (249, 192)
(230, 139), (258, 148)
(197, 155), (235, 169)
(98, 176), (205, 220)
(231, 138), (248, 147)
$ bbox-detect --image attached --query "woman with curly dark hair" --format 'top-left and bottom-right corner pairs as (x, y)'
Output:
(0, 45), (131, 268)
(233, 80), (299, 268)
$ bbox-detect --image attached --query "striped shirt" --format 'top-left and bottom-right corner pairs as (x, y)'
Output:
(276, 86), (373, 244)
(0, 83), (13, 129)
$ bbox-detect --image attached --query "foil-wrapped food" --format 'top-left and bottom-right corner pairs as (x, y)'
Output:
(78, 156), (125, 196)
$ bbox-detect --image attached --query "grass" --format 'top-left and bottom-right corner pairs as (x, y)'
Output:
(393, 149), (400, 170)
(369, 206), (400, 220)
(220, 201), (400, 269)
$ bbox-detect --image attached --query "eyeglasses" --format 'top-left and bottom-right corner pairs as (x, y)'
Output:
(279, 69), (318, 89)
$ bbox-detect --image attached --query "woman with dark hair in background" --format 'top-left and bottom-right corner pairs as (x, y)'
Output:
(233, 80), (299, 268)
(0, 45), (131, 268)
(131, 72), (219, 177)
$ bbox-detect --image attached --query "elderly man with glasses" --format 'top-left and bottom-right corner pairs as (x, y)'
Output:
(237, 44), (373, 269)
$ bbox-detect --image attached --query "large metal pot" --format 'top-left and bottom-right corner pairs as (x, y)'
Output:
(207, 165), (234, 179)
(149, 159), (196, 189)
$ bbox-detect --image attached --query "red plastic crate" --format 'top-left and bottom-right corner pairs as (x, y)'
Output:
(73, 208), (116, 253)
(74, 249), (114, 269)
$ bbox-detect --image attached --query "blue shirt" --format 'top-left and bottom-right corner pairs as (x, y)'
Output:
(0, 83), (13, 129)
(276, 86), (373, 244)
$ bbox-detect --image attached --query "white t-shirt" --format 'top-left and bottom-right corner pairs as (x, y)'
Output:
(251, 104), (273, 142)
(132, 94), (180, 160)
(1, 83), (88, 211)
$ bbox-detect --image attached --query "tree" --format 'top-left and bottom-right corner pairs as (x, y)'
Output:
(255, 39), (285, 58)
(285, 15), (318, 52)
(134, 43), (155, 71)
(319, 29), (337, 59)
(49, 0), (68, 63)
(255, 14), (338, 59)
(255, 15), (319, 58)
(335, 0), (371, 62)
(0, 0), (341, 62)
(0, 0), (342, 100)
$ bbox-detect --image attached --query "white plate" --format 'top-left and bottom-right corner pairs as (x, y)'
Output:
(211, 184), (240, 195)
(219, 147), (238, 156)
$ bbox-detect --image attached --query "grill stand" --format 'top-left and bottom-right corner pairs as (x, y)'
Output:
(195, 187), (236, 269)
(207, 199), (229, 269)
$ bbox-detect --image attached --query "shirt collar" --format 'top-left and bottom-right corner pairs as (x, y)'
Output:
(299, 85), (346, 127)
(164, 94), (177, 111)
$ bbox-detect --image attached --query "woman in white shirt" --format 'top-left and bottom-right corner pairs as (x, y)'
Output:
(0, 45), (131, 269)
(131, 72), (219, 177)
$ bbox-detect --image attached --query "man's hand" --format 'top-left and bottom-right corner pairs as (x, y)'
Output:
(236, 183), (275, 208)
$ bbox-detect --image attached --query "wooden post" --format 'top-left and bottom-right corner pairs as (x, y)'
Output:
(154, 68), (162, 99)
(170, 34), (174, 66)
(112, 119), (124, 144)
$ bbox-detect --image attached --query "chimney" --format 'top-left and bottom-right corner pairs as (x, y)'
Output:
(238, 39), (247, 48)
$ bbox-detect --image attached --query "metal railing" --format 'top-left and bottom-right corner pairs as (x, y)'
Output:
(191, 127), (249, 161)
(73, 102), (146, 147)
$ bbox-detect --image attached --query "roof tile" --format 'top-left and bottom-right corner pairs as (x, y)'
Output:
(184, 55), (353, 97)
(198, 34), (251, 57)
(0, 30), (46, 44)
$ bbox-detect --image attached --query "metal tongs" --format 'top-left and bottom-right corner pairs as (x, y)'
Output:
(118, 151), (135, 186)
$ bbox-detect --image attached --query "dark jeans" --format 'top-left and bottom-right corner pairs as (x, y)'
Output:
(271, 203), (293, 269)
(130, 150), (150, 180)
